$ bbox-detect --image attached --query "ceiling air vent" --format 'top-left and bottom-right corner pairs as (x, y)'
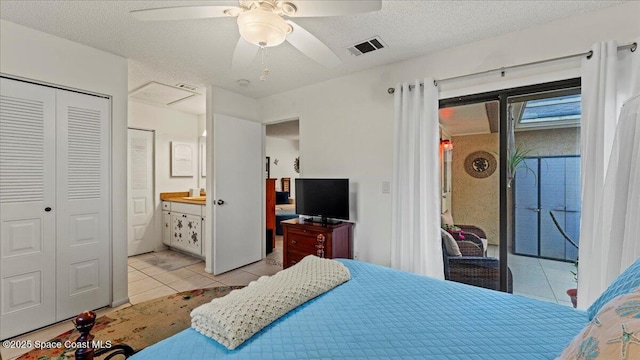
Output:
(176, 83), (198, 92)
(347, 36), (386, 56)
(129, 81), (200, 106)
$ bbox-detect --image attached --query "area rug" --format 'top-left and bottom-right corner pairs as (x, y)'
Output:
(17, 286), (243, 359)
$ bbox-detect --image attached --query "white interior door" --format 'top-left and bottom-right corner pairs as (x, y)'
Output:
(0, 78), (57, 339)
(127, 128), (155, 256)
(55, 90), (110, 320)
(212, 114), (263, 274)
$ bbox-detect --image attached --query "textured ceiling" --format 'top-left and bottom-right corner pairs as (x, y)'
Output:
(0, 0), (625, 112)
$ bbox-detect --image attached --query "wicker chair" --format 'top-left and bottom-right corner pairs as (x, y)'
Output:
(441, 210), (488, 239)
(442, 233), (513, 293)
(446, 229), (488, 257)
(450, 231), (484, 253)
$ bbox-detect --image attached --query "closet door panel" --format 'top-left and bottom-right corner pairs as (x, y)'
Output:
(0, 78), (57, 339)
(55, 90), (110, 320)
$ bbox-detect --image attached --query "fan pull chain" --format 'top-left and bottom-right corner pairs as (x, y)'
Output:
(259, 44), (270, 82)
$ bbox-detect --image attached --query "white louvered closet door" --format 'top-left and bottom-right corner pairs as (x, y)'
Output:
(1, 78), (110, 338)
(55, 90), (110, 321)
(0, 78), (57, 339)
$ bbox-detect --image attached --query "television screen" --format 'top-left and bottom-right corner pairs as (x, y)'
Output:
(295, 178), (349, 222)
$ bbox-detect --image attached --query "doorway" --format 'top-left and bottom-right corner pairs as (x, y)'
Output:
(439, 78), (581, 302)
(265, 119), (300, 261)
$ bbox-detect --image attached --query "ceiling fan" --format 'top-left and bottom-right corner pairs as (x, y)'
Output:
(131, 0), (382, 72)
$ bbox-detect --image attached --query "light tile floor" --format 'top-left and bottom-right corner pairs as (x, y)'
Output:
(127, 237), (283, 304)
(1, 238), (283, 360)
(487, 245), (576, 307)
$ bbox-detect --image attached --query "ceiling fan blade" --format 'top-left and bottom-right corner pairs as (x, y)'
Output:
(290, 0), (382, 17)
(131, 5), (238, 21)
(286, 21), (341, 68)
(232, 37), (260, 70)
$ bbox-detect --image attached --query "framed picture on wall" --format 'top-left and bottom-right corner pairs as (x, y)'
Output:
(266, 156), (270, 178)
(171, 141), (194, 177)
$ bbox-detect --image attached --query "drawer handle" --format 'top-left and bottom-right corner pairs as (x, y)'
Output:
(316, 234), (325, 258)
(290, 260), (297, 265)
(165, 223), (169, 228)
(291, 240), (297, 245)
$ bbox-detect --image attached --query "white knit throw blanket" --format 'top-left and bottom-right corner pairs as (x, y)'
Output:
(191, 255), (351, 350)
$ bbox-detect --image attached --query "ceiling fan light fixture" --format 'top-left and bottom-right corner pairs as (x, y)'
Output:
(224, 8), (242, 17)
(280, 2), (297, 16)
(237, 9), (292, 47)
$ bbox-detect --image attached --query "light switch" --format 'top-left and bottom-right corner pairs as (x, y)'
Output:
(382, 181), (390, 194)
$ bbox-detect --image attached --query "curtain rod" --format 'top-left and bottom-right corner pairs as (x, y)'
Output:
(387, 42), (637, 94)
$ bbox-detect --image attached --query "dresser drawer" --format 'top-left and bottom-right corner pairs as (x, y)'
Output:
(287, 232), (320, 254)
(287, 227), (324, 238)
(286, 251), (311, 267)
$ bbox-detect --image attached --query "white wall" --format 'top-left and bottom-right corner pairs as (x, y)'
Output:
(262, 69), (394, 265)
(0, 20), (129, 306)
(259, 2), (640, 267)
(129, 101), (201, 194)
(210, 86), (262, 122)
(128, 100), (201, 250)
(266, 136), (300, 195)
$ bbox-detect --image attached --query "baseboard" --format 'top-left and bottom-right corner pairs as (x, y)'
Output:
(112, 297), (130, 308)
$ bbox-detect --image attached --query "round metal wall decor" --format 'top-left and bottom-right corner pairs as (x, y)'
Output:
(464, 151), (497, 178)
(294, 157), (300, 173)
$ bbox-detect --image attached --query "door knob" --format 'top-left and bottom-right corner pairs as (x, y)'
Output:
(217, 199), (224, 205)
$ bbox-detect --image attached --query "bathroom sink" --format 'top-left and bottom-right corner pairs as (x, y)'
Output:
(181, 196), (206, 201)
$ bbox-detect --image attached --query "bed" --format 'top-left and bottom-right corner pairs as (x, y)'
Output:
(130, 259), (588, 359)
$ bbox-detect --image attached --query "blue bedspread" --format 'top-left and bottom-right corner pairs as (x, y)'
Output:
(131, 260), (587, 359)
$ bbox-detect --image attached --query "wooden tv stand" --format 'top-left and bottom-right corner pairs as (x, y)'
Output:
(281, 218), (354, 268)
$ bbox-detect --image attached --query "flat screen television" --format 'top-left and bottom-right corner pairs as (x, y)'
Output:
(295, 178), (349, 223)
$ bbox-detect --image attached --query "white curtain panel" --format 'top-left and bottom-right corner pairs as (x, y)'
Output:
(390, 79), (443, 278)
(578, 40), (640, 308)
(602, 94), (640, 281)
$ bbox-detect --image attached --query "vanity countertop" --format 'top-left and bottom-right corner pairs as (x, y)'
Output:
(160, 191), (206, 205)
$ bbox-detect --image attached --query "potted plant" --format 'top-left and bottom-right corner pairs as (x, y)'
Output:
(507, 143), (535, 187)
(442, 224), (465, 240)
(567, 261), (578, 308)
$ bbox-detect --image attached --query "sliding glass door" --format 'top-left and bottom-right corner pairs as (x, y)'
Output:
(439, 78), (581, 295)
